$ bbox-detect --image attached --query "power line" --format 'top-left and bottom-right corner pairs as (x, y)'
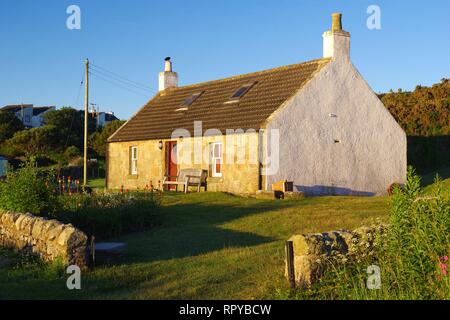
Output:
(89, 68), (152, 92)
(89, 70), (150, 97)
(64, 70), (85, 149)
(89, 71), (152, 98)
(90, 63), (153, 91)
(74, 71), (85, 108)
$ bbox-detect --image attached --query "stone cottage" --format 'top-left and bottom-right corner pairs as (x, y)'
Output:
(106, 13), (406, 196)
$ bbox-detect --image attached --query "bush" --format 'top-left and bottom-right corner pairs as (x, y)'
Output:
(0, 162), (58, 216)
(282, 167), (449, 300)
(64, 146), (81, 159)
(53, 191), (160, 240)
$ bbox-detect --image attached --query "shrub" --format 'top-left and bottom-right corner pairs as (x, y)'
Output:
(53, 191), (160, 240)
(0, 162), (58, 216)
(64, 146), (81, 159)
(282, 167), (449, 300)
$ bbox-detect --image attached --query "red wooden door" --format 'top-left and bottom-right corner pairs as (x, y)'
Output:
(165, 141), (178, 190)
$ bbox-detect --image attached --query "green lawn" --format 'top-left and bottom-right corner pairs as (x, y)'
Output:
(422, 167), (450, 195)
(0, 192), (391, 300)
(88, 178), (106, 191)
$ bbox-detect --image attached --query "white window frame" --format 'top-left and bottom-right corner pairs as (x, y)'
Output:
(210, 142), (223, 178)
(130, 146), (138, 175)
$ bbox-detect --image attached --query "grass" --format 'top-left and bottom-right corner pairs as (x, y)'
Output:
(286, 170), (449, 300)
(88, 178), (106, 191)
(0, 171), (447, 300)
(0, 192), (390, 300)
(422, 167), (450, 195)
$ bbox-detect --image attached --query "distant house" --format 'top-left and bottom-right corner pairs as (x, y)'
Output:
(106, 13), (406, 196)
(32, 106), (55, 127)
(78, 110), (120, 128)
(1, 104), (55, 128)
(1, 104), (33, 127)
(93, 111), (119, 128)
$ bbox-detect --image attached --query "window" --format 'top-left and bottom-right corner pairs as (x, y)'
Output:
(130, 146), (138, 175)
(227, 82), (257, 103)
(181, 91), (204, 107)
(210, 142), (222, 177)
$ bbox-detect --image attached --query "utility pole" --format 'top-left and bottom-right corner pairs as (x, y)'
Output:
(83, 58), (89, 187)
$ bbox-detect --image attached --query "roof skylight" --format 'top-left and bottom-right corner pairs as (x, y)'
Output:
(227, 82), (257, 102)
(181, 91), (204, 107)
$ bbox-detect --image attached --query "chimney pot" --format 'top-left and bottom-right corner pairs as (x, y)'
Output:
(331, 13), (343, 31)
(164, 57), (172, 72)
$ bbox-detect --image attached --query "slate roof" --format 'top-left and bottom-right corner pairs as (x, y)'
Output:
(104, 112), (119, 122)
(108, 58), (330, 142)
(1, 104), (33, 113)
(32, 106), (54, 116)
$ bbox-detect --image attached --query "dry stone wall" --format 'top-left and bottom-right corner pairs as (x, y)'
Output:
(285, 225), (387, 286)
(0, 210), (88, 268)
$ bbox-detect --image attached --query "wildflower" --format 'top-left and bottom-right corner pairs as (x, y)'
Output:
(439, 256), (448, 277)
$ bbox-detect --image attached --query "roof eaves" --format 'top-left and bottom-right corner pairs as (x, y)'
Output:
(107, 92), (162, 142)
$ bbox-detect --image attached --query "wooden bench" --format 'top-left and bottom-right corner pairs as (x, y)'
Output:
(162, 168), (208, 193)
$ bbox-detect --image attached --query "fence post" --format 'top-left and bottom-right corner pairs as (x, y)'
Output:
(286, 240), (296, 289)
(90, 235), (96, 268)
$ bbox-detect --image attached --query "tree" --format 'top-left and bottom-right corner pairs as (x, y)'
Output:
(90, 120), (125, 157)
(5, 125), (59, 159)
(380, 78), (449, 136)
(42, 107), (96, 150)
(0, 111), (25, 144)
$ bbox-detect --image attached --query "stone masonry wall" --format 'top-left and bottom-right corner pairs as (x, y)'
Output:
(285, 225), (387, 287)
(107, 132), (260, 195)
(0, 211), (88, 268)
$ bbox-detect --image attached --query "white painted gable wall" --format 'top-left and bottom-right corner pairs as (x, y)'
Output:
(264, 58), (407, 196)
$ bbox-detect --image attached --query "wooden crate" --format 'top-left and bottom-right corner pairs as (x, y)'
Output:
(272, 180), (293, 192)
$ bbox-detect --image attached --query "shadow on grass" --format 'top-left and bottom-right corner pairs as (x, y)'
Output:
(421, 167), (450, 187)
(115, 195), (297, 265)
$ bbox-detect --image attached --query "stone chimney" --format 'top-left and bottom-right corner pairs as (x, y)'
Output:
(158, 57), (178, 91)
(323, 13), (351, 60)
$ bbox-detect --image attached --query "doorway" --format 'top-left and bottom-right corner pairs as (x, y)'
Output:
(165, 141), (178, 190)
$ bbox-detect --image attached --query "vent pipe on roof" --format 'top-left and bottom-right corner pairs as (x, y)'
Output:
(164, 57), (172, 72)
(159, 57), (178, 91)
(323, 13), (351, 60)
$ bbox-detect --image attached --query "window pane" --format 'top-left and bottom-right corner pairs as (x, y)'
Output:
(132, 160), (137, 174)
(229, 82), (256, 100)
(181, 91), (204, 106)
(215, 159), (221, 174)
(214, 143), (221, 158)
(231, 87), (248, 99)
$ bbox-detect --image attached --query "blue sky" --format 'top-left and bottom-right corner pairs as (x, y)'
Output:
(0, 0), (449, 119)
